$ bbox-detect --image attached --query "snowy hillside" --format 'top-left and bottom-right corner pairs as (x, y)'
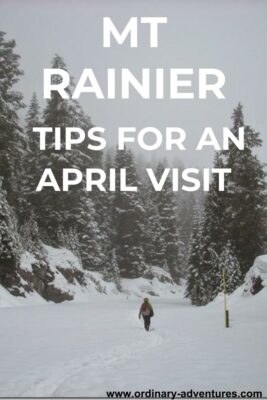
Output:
(0, 245), (181, 307)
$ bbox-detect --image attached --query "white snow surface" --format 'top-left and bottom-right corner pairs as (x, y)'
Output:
(0, 252), (266, 396)
(0, 288), (266, 396)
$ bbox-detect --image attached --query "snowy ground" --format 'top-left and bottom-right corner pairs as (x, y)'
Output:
(0, 288), (266, 397)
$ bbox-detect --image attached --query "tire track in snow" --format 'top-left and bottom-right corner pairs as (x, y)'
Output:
(18, 319), (164, 397)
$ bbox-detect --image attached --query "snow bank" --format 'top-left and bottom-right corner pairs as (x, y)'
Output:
(0, 284), (45, 308)
(121, 275), (181, 299)
(209, 254), (267, 312)
(242, 254), (267, 296)
(20, 251), (36, 272)
(0, 285), (22, 307)
(42, 245), (83, 271)
(0, 246), (181, 307)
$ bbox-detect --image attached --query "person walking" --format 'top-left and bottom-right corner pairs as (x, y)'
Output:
(139, 298), (154, 331)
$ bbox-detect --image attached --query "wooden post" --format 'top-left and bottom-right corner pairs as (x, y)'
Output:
(225, 309), (229, 328)
(222, 268), (230, 328)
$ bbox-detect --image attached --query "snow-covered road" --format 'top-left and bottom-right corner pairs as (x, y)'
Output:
(0, 292), (266, 397)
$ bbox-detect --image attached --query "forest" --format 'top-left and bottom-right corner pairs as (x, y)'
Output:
(0, 30), (266, 306)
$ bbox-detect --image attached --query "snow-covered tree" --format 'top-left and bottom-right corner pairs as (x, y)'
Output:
(33, 56), (98, 246)
(153, 162), (182, 283)
(20, 210), (41, 254)
(185, 206), (206, 305)
(186, 104), (266, 304)
(176, 191), (198, 275)
(195, 152), (229, 301)
(56, 225), (80, 258)
(34, 55), (77, 240)
(104, 248), (122, 291)
(92, 150), (114, 261)
(219, 241), (242, 294)
(112, 148), (146, 278)
(0, 31), (25, 206)
(25, 93), (41, 153)
(141, 177), (166, 268)
(75, 195), (104, 271)
(20, 93), (43, 222)
(0, 181), (22, 287)
(223, 103), (266, 274)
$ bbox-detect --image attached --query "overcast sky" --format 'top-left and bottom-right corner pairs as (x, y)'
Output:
(0, 0), (266, 168)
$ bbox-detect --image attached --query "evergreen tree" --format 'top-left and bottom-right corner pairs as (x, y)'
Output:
(0, 31), (25, 206)
(35, 57), (93, 232)
(104, 248), (122, 291)
(35, 54), (77, 239)
(20, 210), (42, 254)
(153, 162), (182, 282)
(90, 150), (113, 264)
(25, 93), (42, 153)
(196, 152), (229, 301)
(73, 195), (104, 271)
(185, 206), (207, 305)
(176, 191), (196, 276)
(219, 241), (242, 294)
(186, 104), (266, 305)
(56, 226), (80, 259)
(224, 103), (266, 274)
(112, 148), (146, 278)
(29, 55), (105, 270)
(204, 152), (228, 255)
(141, 177), (166, 268)
(0, 179), (22, 288)
(101, 151), (115, 257)
(20, 93), (43, 221)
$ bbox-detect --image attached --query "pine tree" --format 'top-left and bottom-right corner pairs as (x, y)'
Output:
(20, 210), (42, 254)
(25, 93), (41, 153)
(35, 57), (95, 238)
(204, 152), (228, 255)
(192, 151), (233, 303)
(34, 55), (76, 240)
(72, 194), (104, 271)
(20, 93), (43, 222)
(0, 32), (27, 293)
(101, 151), (115, 256)
(185, 206), (206, 305)
(141, 177), (166, 268)
(56, 225), (80, 259)
(112, 148), (146, 278)
(153, 162), (182, 283)
(104, 248), (122, 291)
(27, 55), (105, 271)
(186, 104), (266, 305)
(0, 31), (25, 206)
(90, 150), (112, 265)
(219, 241), (242, 294)
(176, 191), (196, 276)
(224, 103), (266, 274)
(0, 179), (22, 288)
